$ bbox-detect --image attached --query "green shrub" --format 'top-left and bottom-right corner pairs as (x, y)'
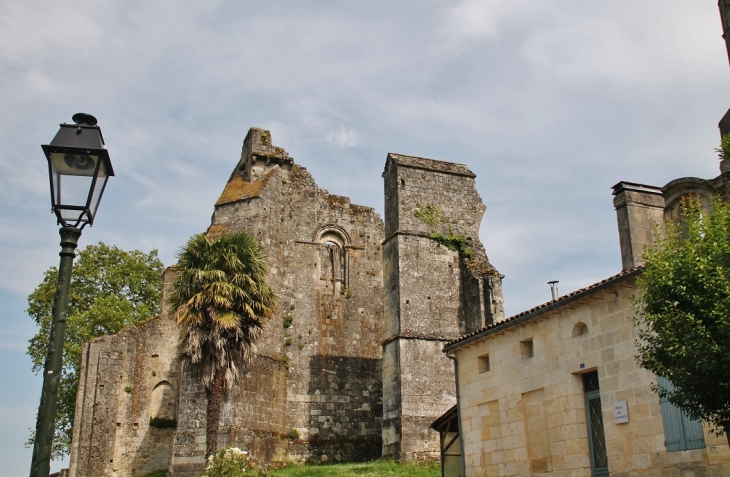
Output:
(203, 447), (260, 477)
(287, 428), (300, 440)
(140, 470), (168, 477)
(429, 230), (473, 258)
(283, 315), (294, 328)
(149, 417), (177, 429)
(715, 132), (730, 161)
(281, 354), (290, 376)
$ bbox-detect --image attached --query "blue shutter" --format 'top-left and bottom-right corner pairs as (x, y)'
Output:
(657, 376), (705, 451)
(682, 413), (706, 450)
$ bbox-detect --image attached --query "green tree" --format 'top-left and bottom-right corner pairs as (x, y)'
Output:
(167, 232), (276, 458)
(27, 242), (164, 457)
(634, 197), (730, 443)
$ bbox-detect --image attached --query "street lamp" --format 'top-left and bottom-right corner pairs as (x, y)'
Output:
(30, 113), (114, 477)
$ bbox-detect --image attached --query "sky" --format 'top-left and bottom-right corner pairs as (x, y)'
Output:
(0, 1), (727, 474)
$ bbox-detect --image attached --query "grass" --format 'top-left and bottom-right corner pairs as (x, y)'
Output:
(140, 459), (440, 477)
(140, 470), (167, 477)
(268, 460), (440, 477)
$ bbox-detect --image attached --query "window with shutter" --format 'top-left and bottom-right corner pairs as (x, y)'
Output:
(658, 376), (705, 452)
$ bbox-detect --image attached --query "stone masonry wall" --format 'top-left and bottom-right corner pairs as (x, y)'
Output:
(70, 128), (502, 475)
(69, 295), (183, 477)
(170, 128), (386, 474)
(454, 278), (730, 477)
(381, 153), (503, 460)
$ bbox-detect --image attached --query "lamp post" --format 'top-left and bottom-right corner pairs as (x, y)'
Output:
(30, 113), (114, 477)
(720, 0), (730, 67)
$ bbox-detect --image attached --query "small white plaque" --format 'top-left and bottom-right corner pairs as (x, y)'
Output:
(613, 400), (629, 424)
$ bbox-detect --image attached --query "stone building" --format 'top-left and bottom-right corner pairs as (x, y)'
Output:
(69, 128), (504, 476)
(441, 166), (730, 477)
(382, 154), (504, 461)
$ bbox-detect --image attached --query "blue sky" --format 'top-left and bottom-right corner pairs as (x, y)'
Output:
(0, 1), (727, 473)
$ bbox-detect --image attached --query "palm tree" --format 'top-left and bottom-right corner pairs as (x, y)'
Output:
(167, 232), (276, 458)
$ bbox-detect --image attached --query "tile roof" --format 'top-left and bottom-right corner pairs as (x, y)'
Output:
(443, 267), (643, 352)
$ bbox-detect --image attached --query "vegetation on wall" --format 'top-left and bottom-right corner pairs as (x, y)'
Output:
(283, 314), (294, 328)
(634, 196), (730, 444)
(149, 417), (177, 429)
(414, 203), (473, 258)
(714, 132), (730, 161)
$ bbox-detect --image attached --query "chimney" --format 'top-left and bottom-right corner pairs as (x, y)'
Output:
(548, 280), (559, 301)
(612, 182), (665, 271)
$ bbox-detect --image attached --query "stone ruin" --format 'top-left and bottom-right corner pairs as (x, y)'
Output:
(68, 128), (504, 476)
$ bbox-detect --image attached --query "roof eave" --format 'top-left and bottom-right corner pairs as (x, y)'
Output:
(443, 268), (642, 353)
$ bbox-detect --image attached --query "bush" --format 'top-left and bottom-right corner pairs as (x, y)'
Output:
(149, 417), (177, 429)
(203, 447), (260, 477)
(141, 470), (168, 477)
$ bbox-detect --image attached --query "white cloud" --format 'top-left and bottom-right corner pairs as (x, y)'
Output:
(326, 127), (362, 148)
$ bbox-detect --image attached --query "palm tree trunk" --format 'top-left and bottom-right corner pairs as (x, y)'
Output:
(206, 370), (226, 458)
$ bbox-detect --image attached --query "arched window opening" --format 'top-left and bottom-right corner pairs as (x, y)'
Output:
(149, 382), (176, 422)
(316, 228), (349, 295)
(572, 322), (588, 338)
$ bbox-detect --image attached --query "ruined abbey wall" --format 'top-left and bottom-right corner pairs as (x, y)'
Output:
(69, 128), (503, 476)
(169, 128), (387, 475)
(381, 154), (503, 460)
(69, 269), (183, 477)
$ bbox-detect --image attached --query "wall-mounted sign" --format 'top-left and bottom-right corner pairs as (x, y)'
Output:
(613, 400), (629, 424)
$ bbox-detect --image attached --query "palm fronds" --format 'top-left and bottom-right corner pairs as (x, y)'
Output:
(167, 232), (276, 389)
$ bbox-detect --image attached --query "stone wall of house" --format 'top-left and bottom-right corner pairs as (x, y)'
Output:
(69, 266), (183, 477)
(381, 153), (504, 460)
(452, 277), (730, 477)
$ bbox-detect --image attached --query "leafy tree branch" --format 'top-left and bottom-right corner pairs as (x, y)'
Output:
(26, 242), (164, 458)
(634, 197), (730, 443)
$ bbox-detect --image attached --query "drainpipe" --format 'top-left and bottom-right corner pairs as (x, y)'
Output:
(548, 280), (559, 301)
(446, 351), (466, 477)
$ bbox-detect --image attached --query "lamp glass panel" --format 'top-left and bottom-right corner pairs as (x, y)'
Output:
(49, 152), (99, 177)
(51, 169), (85, 222)
(87, 161), (108, 218)
(49, 151), (100, 223)
(59, 205), (86, 223)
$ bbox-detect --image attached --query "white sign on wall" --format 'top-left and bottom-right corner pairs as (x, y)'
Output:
(613, 400), (629, 424)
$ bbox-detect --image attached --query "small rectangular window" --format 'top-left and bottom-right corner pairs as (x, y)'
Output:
(521, 339), (534, 359)
(478, 354), (490, 373)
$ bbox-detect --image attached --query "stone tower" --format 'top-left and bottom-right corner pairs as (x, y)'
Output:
(381, 153), (504, 460)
